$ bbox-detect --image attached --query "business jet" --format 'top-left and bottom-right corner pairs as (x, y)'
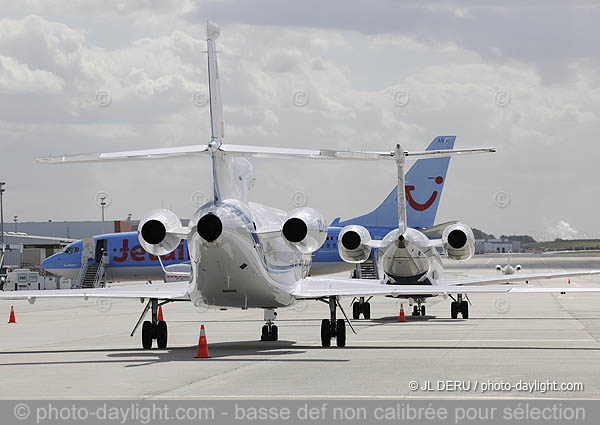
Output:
(41, 135), (455, 283)
(496, 253), (521, 275)
(3, 22), (600, 350)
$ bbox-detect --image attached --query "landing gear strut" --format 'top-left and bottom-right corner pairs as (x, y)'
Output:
(133, 298), (168, 349)
(321, 297), (346, 347)
(450, 294), (469, 319)
(352, 296), (371, 320)
(261, 308), (278, 341)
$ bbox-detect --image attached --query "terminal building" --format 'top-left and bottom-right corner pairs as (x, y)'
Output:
(475, 239), (521, 254)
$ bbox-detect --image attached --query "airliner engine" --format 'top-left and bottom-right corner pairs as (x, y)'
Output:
(281, 207), (327, 254)
(138, 209), (183, 256)
(442, 223), (475, 261)
(337, 225), (372, 263)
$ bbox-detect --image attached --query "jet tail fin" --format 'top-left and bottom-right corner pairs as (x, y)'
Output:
(333, 136), (456, 229)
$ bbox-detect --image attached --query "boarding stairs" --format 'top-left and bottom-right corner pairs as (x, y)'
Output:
(74, 254), (107, 288)
(354, 258), (379, 280)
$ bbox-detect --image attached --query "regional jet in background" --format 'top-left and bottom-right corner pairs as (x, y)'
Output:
(4, 22), (600, 351)
(41, 135), (455, 284)
(496, 255), (522, 275)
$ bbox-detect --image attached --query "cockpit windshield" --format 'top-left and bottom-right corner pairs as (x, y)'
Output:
(64, 247), (80, 254)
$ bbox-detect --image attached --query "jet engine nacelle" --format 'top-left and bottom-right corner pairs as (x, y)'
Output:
(138, 209), (183, 256)
(442, 223), (475, 261)
(281, 207), (327, 254)
(337, 225), (372, 263)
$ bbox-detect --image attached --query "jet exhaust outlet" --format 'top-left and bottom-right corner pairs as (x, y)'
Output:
(447, 229), (467, 249)
(141, 220), (167, 245)
(197, 213), (223, 242)
(282, 218), (308, 243)
(341, 231), (361, 251)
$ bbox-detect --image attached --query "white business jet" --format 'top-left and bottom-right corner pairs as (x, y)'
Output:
(3, 22), (600, 350)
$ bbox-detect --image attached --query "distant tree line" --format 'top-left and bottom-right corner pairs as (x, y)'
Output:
(472, 228), (537, 243)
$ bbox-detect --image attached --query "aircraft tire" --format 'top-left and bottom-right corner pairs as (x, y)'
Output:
(363, 302), (370, 320)
(336, 319), (346, 347)
(321, 319), (331, 347)
(142, 321), (153, 349)
(156, 321), (168, 349)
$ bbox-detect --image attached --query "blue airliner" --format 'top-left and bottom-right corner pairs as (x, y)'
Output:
(42, 136), (456, 282)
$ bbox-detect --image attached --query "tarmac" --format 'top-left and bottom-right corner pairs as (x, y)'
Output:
(1, 253), (600, 399)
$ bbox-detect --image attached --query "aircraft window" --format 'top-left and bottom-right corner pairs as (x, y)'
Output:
(333, 244), (337, 248)
(326, 244), (330, 248)
(65, 247), (80, 254)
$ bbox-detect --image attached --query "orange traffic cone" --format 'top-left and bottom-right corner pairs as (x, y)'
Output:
(398, 304), (406, 322)
(8, 306), (16, 324)
(157, 305), (164, 322)
(195, 324), (211, 358)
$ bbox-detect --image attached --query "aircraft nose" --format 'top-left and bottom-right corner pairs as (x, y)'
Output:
(42, 253), (58, 271)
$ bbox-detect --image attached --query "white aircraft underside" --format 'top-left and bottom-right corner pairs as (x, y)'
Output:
(4, 21), (600, 349)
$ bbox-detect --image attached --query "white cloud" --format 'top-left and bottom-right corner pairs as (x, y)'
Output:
(0, 55), (64, 93)
(0, 8), (599, 240)
(546, 221), (579, 240)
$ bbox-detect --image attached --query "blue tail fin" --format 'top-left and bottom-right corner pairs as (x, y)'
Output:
(332, 136), (456, 230)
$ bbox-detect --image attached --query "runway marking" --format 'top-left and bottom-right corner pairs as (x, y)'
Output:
(350, 339), (596, 343)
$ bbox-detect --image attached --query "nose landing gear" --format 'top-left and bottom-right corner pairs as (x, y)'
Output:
(260, 308), (278, 341)
(351, 296), (371, 320)
(450, 294), (469, 319)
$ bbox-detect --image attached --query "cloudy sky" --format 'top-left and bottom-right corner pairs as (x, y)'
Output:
(1, 1), (599, 240)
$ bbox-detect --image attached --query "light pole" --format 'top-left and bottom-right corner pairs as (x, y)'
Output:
(0, 182), (5, 256)
(13, 216), (18, 233)
(100, 195), (106, 233)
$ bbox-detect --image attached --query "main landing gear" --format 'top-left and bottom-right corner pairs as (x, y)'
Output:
(321, 297), (346, 347)
(261, 308), (278, 341)
(352, 296), (371, 320)
(450, 294), (469, 319)
(132, 299), (168, 349)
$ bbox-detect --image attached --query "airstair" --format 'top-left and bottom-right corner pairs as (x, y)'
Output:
(74, 254), (107, 288)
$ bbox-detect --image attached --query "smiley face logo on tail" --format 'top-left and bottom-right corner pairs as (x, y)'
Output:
(405, 176), (444, 211)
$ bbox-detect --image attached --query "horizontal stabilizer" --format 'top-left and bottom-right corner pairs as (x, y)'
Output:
(38, 144), (495, 164)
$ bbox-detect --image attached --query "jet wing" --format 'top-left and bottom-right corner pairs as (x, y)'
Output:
(292, 276), (600, 299)
(440, 270), (600, 286)
(0, 283), (191, 301)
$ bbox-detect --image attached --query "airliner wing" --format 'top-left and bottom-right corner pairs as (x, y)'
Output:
(439, 270), (600, 286)
(292, 276), (600, 299)
(0, 283), (191, 301)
